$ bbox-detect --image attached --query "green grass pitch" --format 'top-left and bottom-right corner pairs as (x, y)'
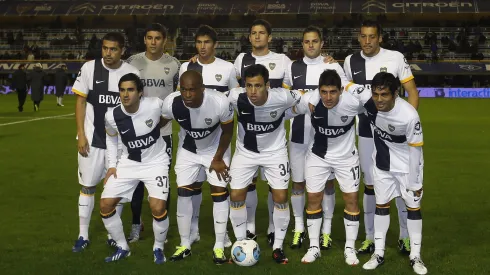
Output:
(0, 94), (489, 275)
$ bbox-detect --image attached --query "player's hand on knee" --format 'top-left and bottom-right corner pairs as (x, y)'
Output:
(77, 135), (89, 157)
(104, 168), (117, 185)
(209, 158), (230, 182)
(322, 54), (337, 64)
(189, 54), (199, 63)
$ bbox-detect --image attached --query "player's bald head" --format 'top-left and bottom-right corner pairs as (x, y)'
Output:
(180, 70), (204, 88)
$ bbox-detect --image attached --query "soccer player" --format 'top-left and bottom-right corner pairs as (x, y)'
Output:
(343, 20), (419, 254)
(345, 73), (426, 274)
(228, 64), (302, 264)
(162, 70), (234, 264)
(233, 18), (292, 246)
(179, 25), (238, 244)
(283, 26), (349, 250)
(101, 73), (171, 264)
(72, 32), (139, 252)
(290, 69), (362, 264)
(125, 23), (181, 243)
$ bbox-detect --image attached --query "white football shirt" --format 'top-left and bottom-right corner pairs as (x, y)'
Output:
(179, 57), (239, 92)
(161, 89), (234, 154)
(299, 89), (364, 159)
(227, 87), (302, 154)
(105, 97), (169, 164)
(234, 51), (292, 88)
(72, 58), (140, 149)
(346, 84), (424, 173)
(285, 55), (349, 145)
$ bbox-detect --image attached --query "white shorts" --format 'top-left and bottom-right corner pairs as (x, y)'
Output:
(372, 167), (423, 209)
(175, 147), (231, 187)
(305, 151), (360, 194)
(359, 136), (374, 186)
(288, 142), (309, 183)
(78, 146), (107, 187)
(230, 149), (290, 190)
(101, 161), (170, 202)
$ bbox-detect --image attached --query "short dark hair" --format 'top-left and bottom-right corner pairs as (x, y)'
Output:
(102, 32), (125, 49)
(371, 72), (399, 95)
(249, 19), (272, 35)
(118, 73), (144, 93)
(145, 23), (168, 39)
(195, 25), (218, 43)
(319, 69), (342, 90)
(360, 20), (382, 37)
(303, 25), (323, 40)
(244, 64), (269, 84)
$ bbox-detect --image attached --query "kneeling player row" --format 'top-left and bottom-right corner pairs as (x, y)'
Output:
(95, 66), (425, 274)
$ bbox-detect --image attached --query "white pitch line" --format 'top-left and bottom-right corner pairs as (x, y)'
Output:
(0, 113), (74, 127)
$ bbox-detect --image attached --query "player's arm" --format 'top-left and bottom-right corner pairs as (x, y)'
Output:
(402, 80), (419, 109)
(104, 115), (118, 184)
(210, 100), (235, 182)
(281, 55), (293, 89)
(228, 66), (240, 89)
(233, 54), (243, 87)
(160, 95), (175, 126)
(73, 65), (90, 157)
(173, 58), (182, 92)
(343, 55), (353, 82)
(398, 55), (419, 109)
(406, 116), (424, 193)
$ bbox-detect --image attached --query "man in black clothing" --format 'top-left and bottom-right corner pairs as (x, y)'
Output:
(55, 64), (68, 106)
(11, 64), (28, 112)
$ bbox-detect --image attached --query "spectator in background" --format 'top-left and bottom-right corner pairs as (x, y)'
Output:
(11, 64), (28, 112)
(27, 51), (35, 61)
(27, 63), (47, 111)
(54, 64), (68, 107)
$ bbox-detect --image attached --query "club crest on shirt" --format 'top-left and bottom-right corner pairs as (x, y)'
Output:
(388, 124), (395, 132)
(341, 116), (348, 122)
(269, 63), (276, 70)
(270, 111), (277, 118)
(164, 67), (170, 75)
(380, 67), (388, 72)
(146, 119), (153, 128)
(215, 74), (222, 82)
(205, 118), (212, 125)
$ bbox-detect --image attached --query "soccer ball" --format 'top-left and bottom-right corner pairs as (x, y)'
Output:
(231, 240), (260, 266)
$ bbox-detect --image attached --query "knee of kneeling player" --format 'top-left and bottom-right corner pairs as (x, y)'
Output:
(230, 188), (247, 202)
(100, 200), (117, 217)
(152, 209), (168, 222)
(211, 188), (229, 203)
(343, 195), (359, 213)
(271, 189), (288, 204)
(80, 186), (96, 196)
(292, 182), (306, 192)
(407, 207), (422, 220)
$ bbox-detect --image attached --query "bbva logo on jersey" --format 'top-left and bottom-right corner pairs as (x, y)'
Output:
(185, 129), (211, 139)
(246, 123), (274, 132)
(374, 126), (393, 141)
(99, 94), (120, 105)
(128, 136), (155, 149)
(142, 79), (165, 87)
(318, 126), (345, 136)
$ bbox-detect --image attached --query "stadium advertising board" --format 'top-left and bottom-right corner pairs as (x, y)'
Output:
(2, 85), (489, 98)
(0, 0), (486, 15)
